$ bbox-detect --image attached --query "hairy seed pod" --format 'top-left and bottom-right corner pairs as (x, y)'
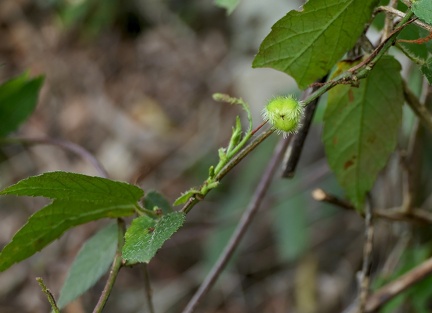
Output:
(262, 95), (304, 136)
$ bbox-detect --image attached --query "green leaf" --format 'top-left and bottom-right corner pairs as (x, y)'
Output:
(421, 57), (432, 84)
(0, 73), (44, 137)
(323, 56), (403, 210)
(272, 194), (308, 261)
(0, 171), (144, 204)
(398, 25), (429, 60)
(412, 0), (432, 24)
(57, 223), (119, 309)
(122, 212), (185, 263)
(252, 0), (378, 89)
(144, 191), (173, 214)
(173, 188), (200, 206)
(0, 200), (135, 271)
(214, 0), (240, 15)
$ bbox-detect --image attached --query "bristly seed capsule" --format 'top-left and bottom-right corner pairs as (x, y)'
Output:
(262, 95), (304, 136)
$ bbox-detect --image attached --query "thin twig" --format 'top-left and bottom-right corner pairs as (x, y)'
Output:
(376, 6), (432, 32)
(401, 120), (422, 213)
(312, 188), (355, 211)
(374, 208), (432, 224)
(181, 137), (291, 313)
(365, 257), (432, 312)
(358, 197), (374, 313)
(348, 16), (415, 74)
(381, 0), (399, 43)
(36, 277), (60, 313)
(180, 128), (275, 214)
(180, 10), (415, 216)
(304, 12), (414, 107)
(93, 219), (125, 313)
(403, 81), (432, 133)
(282, 76), (327, 178)
(142, 263), (155, 313)
(0, 136), (109, 178)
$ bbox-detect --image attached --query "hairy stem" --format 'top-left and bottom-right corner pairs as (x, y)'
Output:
(36, 277), (60, 313)
(181, 137), (291, 313)
(142, 263), (155, 313)
(180, 128), (274, 214)
(365, 257), (432, 312)
(376, 6), (432, 32)
(93, 219), (125, 313)
(180, 8), (414, 215)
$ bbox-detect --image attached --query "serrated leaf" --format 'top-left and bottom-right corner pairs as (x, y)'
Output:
(412, 0), (432, 24)
(323, 56), (403, 210)
(421, 57), (432, 84)
(144, 191), (172, 214)
(0, 73), (44, 136)
(0, 171), (143, 204)
(215, 0), (240, 15)
(253, 0), (378, 89)
(57, 223), (118, 309)
(0, 200), (135, 271)
(122, 212), (185, 263)
(398, 25), (429, 60)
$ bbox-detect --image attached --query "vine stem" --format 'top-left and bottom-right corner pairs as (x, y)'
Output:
(365, 257), (432, 312)
(181, 136), (291, 313)
(36, 277), (60, 313)
(403, 80), (432, 133)
(142, 263), (155, 313)
(358, 197), (374, 313)
(92, 219), (125, 313)
(303, 9), (414, 106)
(376, 6), (432, 32)
(0, 136), (109, 178)
(180, 128), (274, 214)
(180, 8), (414, 216)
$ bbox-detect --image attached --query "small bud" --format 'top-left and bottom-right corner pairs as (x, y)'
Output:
(262, 95), (304, 136)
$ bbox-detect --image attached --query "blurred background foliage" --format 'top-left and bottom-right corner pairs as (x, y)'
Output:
(0, 0), (432, 312)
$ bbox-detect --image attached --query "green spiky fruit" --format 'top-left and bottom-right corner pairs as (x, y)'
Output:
(262, 95), (304, 135)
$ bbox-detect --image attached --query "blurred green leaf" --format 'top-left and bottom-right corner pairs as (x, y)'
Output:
(122, 212), (185, 263)
(253, 0), (378, 88)
(377, 246), (432, 313)
(144, 191), (173, 214)
(412, 0), (432, 24)
(0, 171), (144, 204)
(272, 194), (308, 261)
(203, 137), (277, 268)
(215, 0), (240, 15)
(0, 73), (44, 137)
(57, 223), (119, 309)
(398, 25), (429, 60)
(0, 200), (135, 271)
(421, 57), (432, 84)
(0, 172), (143, 271)
(323, 56), (403, 210)
(58, 0), (119, 38)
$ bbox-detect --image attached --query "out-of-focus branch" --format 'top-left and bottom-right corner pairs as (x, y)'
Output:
(181, 137), (291, 313)
(0, 136), (109, 178)
(365, 257), (432, 312)
(312, 188), (356, 211)
(376, 6), (432, 32)
(403, 81), (432, 133)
